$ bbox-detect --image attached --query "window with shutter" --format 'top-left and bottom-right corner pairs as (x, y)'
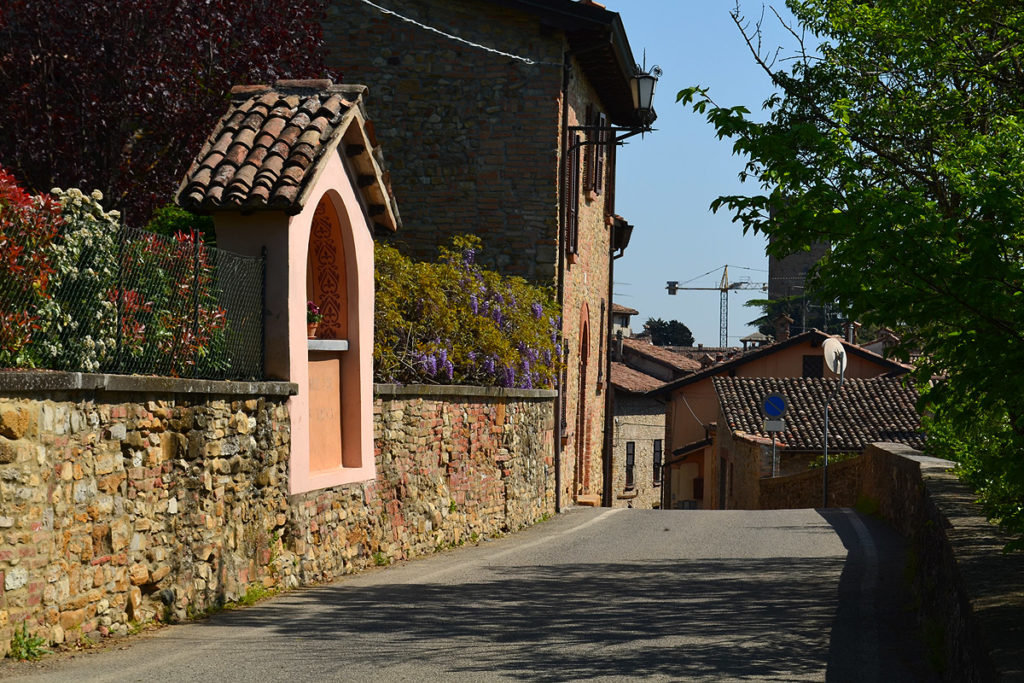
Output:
(564, 134), (581, 254)
(625, 441), (635, 489)
(653, 439), (662, 484)
(582, 105), (594, 191)
(594, 112), (606, 196)
(605, 136), (616, 216)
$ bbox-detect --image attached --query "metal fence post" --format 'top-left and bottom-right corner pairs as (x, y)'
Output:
(192, 229), (201, 379)
(260, 246), (267, 379)
(115, 228), (124, 374)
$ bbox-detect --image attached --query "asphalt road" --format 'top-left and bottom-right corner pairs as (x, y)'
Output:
(3, 507), (935, 682)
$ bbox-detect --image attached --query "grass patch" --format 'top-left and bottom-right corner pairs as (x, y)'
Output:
(235, 583), (274, 607)
(7, 622), (50, 661)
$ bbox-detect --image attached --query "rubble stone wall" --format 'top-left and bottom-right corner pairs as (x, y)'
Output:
(0, 373), (555, 655)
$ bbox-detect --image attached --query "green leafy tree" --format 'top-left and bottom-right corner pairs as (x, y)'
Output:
(643, 318), (695, 347)
(680, 1), (1024, 545)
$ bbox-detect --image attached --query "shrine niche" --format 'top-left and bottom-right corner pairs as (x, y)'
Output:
(306, 199), (349, 342)
(175, 79), (400, 494)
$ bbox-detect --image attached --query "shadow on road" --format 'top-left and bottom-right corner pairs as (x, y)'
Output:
(200, 555), (842, 681)
(820, 509), (938, 682)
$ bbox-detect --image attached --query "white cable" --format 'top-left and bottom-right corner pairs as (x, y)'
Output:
(681, 393), (705, 428)
(355, 0), (562, 67)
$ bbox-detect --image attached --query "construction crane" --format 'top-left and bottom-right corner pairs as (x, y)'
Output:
(666, 265), (768, 347)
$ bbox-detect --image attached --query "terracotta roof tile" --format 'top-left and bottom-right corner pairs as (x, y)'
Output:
(621, 338), (701, 374)
(177, 80), (365, 215)
(612, 303), (639, 315)
(713, 376), (924, 451)
(611, 362), (665, 393)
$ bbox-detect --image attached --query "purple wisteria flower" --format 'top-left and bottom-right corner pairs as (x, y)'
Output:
(462, 248), (475, 267)
(501, 365), (515, 388)
(420, 353), (438, 376)
(482, 357), (496, 375)
(531, 302), (543, 319)
(443, 360), (454, 380)
(470, 294), (479, 314)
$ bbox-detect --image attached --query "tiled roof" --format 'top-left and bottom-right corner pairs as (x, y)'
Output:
(612, 303), (639, 315)
(622, 338), (701, 374)
(176, 80), (399, 229)
(654, 329), (912, 395)
(713, 376), (924, 451)
(611, 362), (664, 393)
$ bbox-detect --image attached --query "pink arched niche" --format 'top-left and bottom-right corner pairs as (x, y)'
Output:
(306, 202), (349, 341)
(287, 153), (375, 494)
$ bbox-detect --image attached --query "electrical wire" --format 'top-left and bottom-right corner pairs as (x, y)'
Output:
(355, 0), (563, 67)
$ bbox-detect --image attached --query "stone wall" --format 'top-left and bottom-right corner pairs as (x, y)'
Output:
(0, 373), (555, 656)
(860, 443), (1023, 682)
(760, 442), (1024, 680)
(758, 455), (865, 510)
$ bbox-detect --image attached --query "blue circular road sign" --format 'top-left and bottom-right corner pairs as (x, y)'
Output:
(763, 393), (787, 419)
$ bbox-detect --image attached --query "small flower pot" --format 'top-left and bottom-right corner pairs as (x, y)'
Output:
(307, 322), (319, 339)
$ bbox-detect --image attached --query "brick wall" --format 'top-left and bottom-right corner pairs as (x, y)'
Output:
(325, 0), (564, 282)
(0, 374), (555, 655)
(559, 54), (614, 504)
(327, 0), (616, 506)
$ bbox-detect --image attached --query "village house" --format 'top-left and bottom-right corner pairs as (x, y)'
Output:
(611, 302), (638, 338)
(327, 0), (658, 508)
(653, 326), (911, 510)
(608, 311), (699, 508)
(712, 375), (924, 509)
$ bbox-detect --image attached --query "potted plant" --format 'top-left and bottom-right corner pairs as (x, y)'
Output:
(307, 301), (323, 338)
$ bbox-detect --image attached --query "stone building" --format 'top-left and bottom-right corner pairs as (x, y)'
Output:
(608, 324), (699, 508)
(327, 0), (655, 508)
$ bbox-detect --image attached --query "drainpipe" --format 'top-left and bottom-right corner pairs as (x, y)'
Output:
(601, 228), (620, 506)
(553, 51), (571, 514)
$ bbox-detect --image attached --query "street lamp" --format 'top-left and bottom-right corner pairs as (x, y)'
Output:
(567, 62), (662, 149)
(631, 64), (661, 129)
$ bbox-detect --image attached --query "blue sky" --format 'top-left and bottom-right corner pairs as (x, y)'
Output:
(606, 1), (800, 346)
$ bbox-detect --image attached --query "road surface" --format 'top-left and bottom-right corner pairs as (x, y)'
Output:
(2, 507), (934, 681)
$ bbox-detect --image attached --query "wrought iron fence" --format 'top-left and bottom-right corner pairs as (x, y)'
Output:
(0, 226), (264, 380)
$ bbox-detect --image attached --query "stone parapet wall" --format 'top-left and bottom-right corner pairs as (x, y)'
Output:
(760, 442), (1024, 680)
(0, 374), (555, 656)
(758, 455), (865, 510)
(860, 443), (1023, 682)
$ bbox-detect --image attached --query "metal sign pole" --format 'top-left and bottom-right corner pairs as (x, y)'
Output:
(823, 402), (829, 507)
(772, 432), (777, 477)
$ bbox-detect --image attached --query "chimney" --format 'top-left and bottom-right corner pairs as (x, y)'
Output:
(843, 320), (862, 345)
(773, 314), (794, 342)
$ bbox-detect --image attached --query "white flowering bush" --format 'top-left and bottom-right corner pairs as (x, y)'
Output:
(34, 188), (120, 371)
